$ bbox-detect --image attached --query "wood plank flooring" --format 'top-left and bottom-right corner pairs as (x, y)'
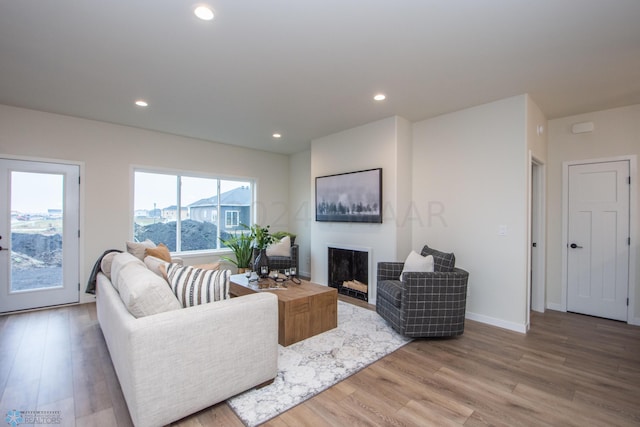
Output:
(1, 299), (638, 426)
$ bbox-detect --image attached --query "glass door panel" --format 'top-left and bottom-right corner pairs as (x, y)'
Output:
(10, 171), (64, 292)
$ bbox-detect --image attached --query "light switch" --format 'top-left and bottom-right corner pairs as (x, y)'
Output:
(498, 225), (508, 236)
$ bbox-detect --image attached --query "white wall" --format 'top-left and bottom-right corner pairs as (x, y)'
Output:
(547, 104), (640, 323)
(412, 95), (529, 332)
(0, 104), (289, 303)
(289, 149), (312, 277)
(527, 96), (548, 161)
(395, 117), (413, 259)
(310, 116), (411, 304)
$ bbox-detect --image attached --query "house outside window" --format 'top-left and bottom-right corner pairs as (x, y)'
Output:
(133, 170), (252, 253)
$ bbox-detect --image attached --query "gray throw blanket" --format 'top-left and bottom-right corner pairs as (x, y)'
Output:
(85, 249), (122, 294)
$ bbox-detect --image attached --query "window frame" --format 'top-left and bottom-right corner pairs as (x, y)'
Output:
(132, 167), (254, 255)
(225, 210), (240, 227)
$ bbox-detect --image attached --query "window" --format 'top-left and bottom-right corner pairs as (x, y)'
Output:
(133, 170), (253, 253)
(225, 210), (240, 227)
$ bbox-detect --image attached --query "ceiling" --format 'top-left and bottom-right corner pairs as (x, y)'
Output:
(1, 1), (639, 155)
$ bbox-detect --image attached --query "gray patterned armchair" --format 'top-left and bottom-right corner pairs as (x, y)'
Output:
(376, 245), (469, 338)
(252, 244), (299, 273)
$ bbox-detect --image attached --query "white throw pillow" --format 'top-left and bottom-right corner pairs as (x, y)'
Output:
(266, 235), (291, 257)
(126, 239), (156, 260)
(400, 251), (434, 280)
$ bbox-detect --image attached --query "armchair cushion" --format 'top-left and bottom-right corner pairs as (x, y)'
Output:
(400, 251), (434, 280)
(266, 235), (291, 257)
(421, 245), (456, 272)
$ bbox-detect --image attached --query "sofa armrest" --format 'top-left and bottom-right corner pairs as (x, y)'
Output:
(97, 273), (278, 427)
(377, 262), (404, 282)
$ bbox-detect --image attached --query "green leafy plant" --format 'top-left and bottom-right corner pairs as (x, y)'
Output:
(219, 231), (253, 268)
(271, 231), (297, 245)
(246, 223), (275, 250)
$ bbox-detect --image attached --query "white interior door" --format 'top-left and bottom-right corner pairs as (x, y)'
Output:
(0, 159), (80, 313)
(567, 160), (630, 321)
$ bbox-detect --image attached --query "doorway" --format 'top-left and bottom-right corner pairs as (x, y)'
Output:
(530, 158), (545, 314)
(565, 159), (630, 321)
(0, 158), (80, 313)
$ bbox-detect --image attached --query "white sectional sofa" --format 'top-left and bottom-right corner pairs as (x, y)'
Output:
(95, 252), (278, 427)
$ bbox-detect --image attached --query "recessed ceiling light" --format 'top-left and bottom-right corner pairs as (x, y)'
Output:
(374, 94), (386, 101)
(194, 6), (214, 21)
(272, 133), (282, 139)
(135, 100), (148, 107)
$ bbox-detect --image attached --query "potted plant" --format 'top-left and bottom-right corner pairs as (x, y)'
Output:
(219, 231), (253, 273)
(247, 224), (275, 249)
(246, 223), (276, 277)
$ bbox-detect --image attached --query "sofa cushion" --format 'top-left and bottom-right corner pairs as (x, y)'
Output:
(266, 235), (291, 257)
(192, 262), (221, 270)
(165, 264), (231, 307)
(145, 243), (171, 262)
(115, 256), (181, 318)
(421, 245), (456, 272)
(377, 280), (404, 308)
(126, 239), (156, 260)
(111, 252), (146, 292)
(144, 255), (169, 278)
(100, 252), (119, 280)
(400, 251), (434, 280)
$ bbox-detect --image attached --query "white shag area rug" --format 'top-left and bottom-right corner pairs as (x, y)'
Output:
(227, 301), (411, 426)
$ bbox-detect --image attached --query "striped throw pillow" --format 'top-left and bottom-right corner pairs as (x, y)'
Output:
(165, 264), (230, 307)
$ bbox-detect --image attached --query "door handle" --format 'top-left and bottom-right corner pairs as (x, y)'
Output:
(0, 246), (8, 251)
(570, 243), (583, 249)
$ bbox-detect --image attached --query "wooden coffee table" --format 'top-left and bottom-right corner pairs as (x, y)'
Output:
(229, 274), (337, 346)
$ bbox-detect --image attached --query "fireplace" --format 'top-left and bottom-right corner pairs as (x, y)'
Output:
(327, 246), (369, 301)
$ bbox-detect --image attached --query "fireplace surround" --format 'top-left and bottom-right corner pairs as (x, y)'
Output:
(327, 245), (370, 302)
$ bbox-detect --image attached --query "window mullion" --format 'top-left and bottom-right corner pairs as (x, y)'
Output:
(216, 179), (221, 249)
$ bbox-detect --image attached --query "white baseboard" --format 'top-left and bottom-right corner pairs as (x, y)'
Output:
(629, 316), (640, 326)
(465, 311), (527, 334)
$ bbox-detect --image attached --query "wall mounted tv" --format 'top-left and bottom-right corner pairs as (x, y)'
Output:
(315, 168), (382, 223)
